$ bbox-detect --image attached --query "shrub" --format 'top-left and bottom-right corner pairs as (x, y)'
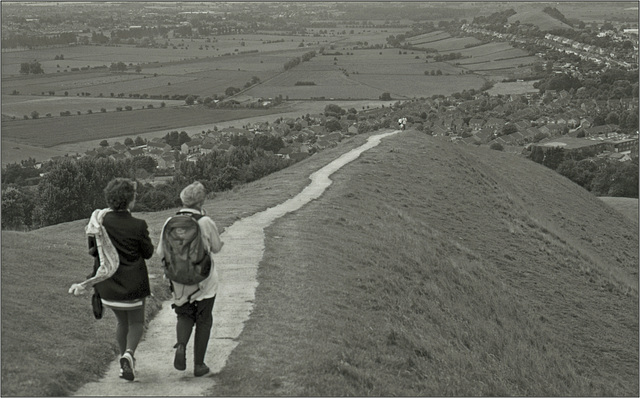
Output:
(101, 108), (107, 113)
(125, 106), (133, 111)
(116, 107), (123, 112)
(490, 142), (504, 151)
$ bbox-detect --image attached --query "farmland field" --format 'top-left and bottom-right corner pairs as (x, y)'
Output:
(405, 31), (451, 44)
(411, 36), (483, 52)
(457, 42), (528, 60)
(349, 73), (486, 98)
(0, 95), (185, 118)
(1, 106), (286, 148)
(3, 29), (537, 165)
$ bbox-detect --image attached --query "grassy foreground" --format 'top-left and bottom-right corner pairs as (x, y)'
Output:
(1, 129), (637, 396)
(210, 131), (638, 396)
(0, 133), (371, 397)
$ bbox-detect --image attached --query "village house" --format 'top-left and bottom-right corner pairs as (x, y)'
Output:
(181, 140), (202, 154)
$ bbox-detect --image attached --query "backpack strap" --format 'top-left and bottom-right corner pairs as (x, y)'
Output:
(176, 211), (205, 221)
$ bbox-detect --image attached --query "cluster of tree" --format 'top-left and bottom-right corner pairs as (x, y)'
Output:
(283, 51), (316, 71)
(2, 32), (77, 49)
(172, 146), (292, 194)
(19, 60), (44, 75)
(324, 104), (347, 119)
(472, 9), (516, 26)
(424, 69), (443, 76)
(2, 156), (158, 230)
(163, 131), (192, 149)
(433, 52), (466, 62)
(528, 146), (638, 198)
(110, 61), (128, 72)
(534, 73), (582, 92)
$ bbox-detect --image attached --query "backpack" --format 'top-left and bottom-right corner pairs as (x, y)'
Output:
(161, 212), (211, 285)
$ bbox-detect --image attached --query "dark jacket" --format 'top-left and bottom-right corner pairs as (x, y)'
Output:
(89, 211), (154, 301)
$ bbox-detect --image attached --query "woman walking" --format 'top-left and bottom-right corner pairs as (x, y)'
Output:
(69, 178), (154, 381)
(157, 181), (224, 377)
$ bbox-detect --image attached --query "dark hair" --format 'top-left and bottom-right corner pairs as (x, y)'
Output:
(104, 178), (136, 211)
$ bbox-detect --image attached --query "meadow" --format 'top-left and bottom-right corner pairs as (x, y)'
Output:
(210, 130), (638, 396)
(1, 106), (286, 148)
(0, 131), (374, 397)
(1, 95), (185, 118)
(2, 130), (637, 396)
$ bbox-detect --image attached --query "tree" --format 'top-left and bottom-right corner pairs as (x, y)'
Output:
(20, 60), (44, 75)
(134, 136), (146, 146)
(30, 111), (39, 119)
(324, 104), (346, 117)
(225, 87), (240, 96)
(490, 142), (504, 151)
(124, 137), (134, 147)
(99, 140), (109, 147)
(185, 95), (196, 105)
(379, 92), (392, 101)
(542, 147), (565, 170)
(325, 119), (342, 132)
(1, 186), (35, 230)
(501, 124), (517, 136)
(178, 131), (191, 146)
(605, 111), (619, 125)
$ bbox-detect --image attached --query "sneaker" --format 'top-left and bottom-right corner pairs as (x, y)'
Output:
(194, 363), (210, 377)
(120, 351), (135, 381)
(174, 343), (186, 371)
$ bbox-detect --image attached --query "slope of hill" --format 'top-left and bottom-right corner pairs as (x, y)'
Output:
(508, 9), (574, 31)
(0, 133), (374, 396)
(211, 131), (638, 396)
(1, 130), (637, 396)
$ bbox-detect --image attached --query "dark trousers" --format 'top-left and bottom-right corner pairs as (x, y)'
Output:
(173, 296), (215, 365)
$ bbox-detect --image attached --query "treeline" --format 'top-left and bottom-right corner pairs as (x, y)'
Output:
(2, 138), (292, 231)
(535, 68), (639, 100)
(472, 9), (516, 25)
(528, 147), (638, 198)
(2, 32), (77, 49)
(433, 52), (466, 62)
(283, 51), (316, 71)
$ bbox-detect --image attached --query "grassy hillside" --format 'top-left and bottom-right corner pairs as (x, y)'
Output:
(2, 129), (637, 396)
(210, 131), (638, 396)
(0, 133), (372, 397)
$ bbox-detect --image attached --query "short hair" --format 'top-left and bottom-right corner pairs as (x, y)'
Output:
(180, 181), (206, 208)
(104, 178), (136, 211)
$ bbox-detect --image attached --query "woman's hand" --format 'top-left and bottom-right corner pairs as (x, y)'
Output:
(68, 283), (88, 296)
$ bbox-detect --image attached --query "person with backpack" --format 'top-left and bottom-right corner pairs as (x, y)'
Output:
(69, 178), (154, 382)
(157, 181), (224, 377)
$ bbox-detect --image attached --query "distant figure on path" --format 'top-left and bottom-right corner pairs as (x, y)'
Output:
(398, 117), (407, 130)
(157, 181), (224, 378)
(69, 178), (154, 382)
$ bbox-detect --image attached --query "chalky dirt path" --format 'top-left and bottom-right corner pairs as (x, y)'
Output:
(73, 130), (400, 396)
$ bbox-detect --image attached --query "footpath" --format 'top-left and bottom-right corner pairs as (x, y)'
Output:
(73, 130), (400, 396)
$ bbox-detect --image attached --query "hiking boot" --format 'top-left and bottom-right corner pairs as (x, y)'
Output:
(174, 344), (186, 371)
(120, 351), (135, 381)
(194, 363), (210, 377)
